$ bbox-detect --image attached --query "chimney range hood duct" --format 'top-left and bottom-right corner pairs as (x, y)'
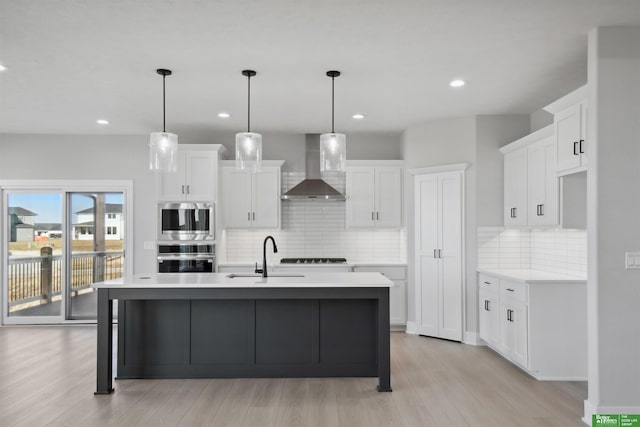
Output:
(281, 135), (346, 201)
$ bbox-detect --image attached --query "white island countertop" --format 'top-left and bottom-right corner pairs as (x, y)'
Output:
(478, 268), (587, 284)
(93, 272), (394, 289)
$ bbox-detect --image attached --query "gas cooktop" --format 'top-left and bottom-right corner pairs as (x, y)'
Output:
(280, 258), (347, 264)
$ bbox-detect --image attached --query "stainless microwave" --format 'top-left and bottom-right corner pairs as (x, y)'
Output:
(158, 202), (214, 241)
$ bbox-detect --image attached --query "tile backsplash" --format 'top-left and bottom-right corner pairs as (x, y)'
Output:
(478, 226), (587, 276)
(219, 172), (407, 264)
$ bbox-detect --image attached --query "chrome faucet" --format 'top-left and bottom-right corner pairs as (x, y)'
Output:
(255, 235), (278, 278)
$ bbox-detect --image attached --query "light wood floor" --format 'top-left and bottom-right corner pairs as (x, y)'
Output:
(0, 326), (587, 426)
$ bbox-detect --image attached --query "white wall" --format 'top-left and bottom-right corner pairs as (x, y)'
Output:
(585, 27), (640, 420)
(0, 134), (157, 273)
(401, 117), (476, 331)
(198, 131), (401, 172)
(529, 108), (554, 132)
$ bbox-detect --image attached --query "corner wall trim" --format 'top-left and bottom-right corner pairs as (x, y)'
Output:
(463, 332), (484, 346)
(405, 321), (418, 335)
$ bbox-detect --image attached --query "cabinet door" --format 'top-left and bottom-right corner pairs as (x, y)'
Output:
(479, 289), (498, 347)
(346, 167), (375, 228)
(438, 173), (463, 341)
(499, 302), (515, 357)
(415, 174), (439, 337)
(579, 101), (588, 167)
(504, 149), (528, 227)
(374, 167), (402, 228)
(527, 138), (558, 226)
(511, 300), (528, 367)
(221, 168), (253, 228)
(184, 151), (215, 201)
(157, 151), (187, 201)
(555, 103), (582, 175)
(389, 280), (406, 325)
(252, 168), (280, 229)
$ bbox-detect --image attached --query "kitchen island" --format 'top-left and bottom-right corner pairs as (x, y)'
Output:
(94, 272), (393, 394)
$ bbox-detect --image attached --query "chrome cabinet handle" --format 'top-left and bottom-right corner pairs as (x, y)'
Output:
(506, 288), (514, 292)
(248, 212), (251, 221)
(433, 249), (437, 258)
(376, 212), (379, 220)
(371, 212), (375, 220)
(539, 204), (544, 216)
(252, 212), (255, 220)
(573, 141), (579, 155)
(579, 139), (584, 154)
(181, 185), (185, 194)
(186, 185), (190, 194)
(438, 249), (442, 258)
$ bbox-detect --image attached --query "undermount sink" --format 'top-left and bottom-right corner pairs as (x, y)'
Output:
(226, 273), (305, 278)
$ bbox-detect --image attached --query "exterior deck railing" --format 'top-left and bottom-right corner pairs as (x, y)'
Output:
(7, 250), (124, 306)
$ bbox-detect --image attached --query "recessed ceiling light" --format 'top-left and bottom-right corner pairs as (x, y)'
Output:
(96, 119), (109, 125)
(0, 64), (7, 72)
(450, 79), (465, 88)
(352, 113), (366, 120)
(218, 112), (231, 118)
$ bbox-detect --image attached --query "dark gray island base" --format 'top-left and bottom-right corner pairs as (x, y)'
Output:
(95, 276), (392, 394)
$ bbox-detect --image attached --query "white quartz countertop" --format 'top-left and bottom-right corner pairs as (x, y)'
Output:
(477, 268), (587, 284)
(93, 272), (394, 289)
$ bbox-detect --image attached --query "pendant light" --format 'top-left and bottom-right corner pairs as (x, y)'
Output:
(320, 70), (346, 172)
(235, 70), (262, 171)
(149, 68), (178, 173)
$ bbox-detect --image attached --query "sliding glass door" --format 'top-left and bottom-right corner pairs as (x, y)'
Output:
(5, 192), (64, 321)
(2, 185), (129, 324)
(67, 192), (125, 320)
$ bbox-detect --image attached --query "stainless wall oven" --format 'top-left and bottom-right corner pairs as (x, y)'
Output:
(158, 202), (214, 241)
(157, 243), (216, 273)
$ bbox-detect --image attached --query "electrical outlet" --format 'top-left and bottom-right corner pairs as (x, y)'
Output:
(625, 252), (640, 269)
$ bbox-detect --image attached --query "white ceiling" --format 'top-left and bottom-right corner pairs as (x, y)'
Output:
(2, 0), (640, 139)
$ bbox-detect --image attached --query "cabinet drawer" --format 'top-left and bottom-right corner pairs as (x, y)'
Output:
(500, 280), (528, 303)
(354, 266), (406, 280)
(478, 274), (499, 292)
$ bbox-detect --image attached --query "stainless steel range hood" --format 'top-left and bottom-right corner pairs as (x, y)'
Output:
(281, 135), (345, 201)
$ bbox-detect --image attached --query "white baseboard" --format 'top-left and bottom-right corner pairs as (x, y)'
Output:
(405, 321), (418, 335)
(583, 400), (640, 425)
(463, 331), (484, 346)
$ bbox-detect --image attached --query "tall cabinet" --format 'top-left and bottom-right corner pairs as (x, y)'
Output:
(413, 164), (466, 342)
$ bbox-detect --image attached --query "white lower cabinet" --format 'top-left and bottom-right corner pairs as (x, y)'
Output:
(478, 272), (587, 380)
(353, 266), (406, 327)
(478, 276), (499, 348)
(498, 295), (528, 368)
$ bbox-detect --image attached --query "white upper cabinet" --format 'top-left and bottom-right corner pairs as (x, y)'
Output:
(544, 85), (588, 176)
(500, 125), (559, 228)
(346, 162), (403, 228)
(503, 148), (528, 227)
(527, 136), (558, 226)
(220, 161), (283, 229)
(157, 145), (224, 202)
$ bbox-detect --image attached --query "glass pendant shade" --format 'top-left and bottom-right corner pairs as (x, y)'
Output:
(149, 132), (178, 173)
(235, 131), (262, 172)
(319, 132), (346, 172)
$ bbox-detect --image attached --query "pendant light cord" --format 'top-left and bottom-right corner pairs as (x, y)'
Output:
(162, 73), (166, 132)
(331, 75), (335, 133)
(247, 74), (251, 133)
